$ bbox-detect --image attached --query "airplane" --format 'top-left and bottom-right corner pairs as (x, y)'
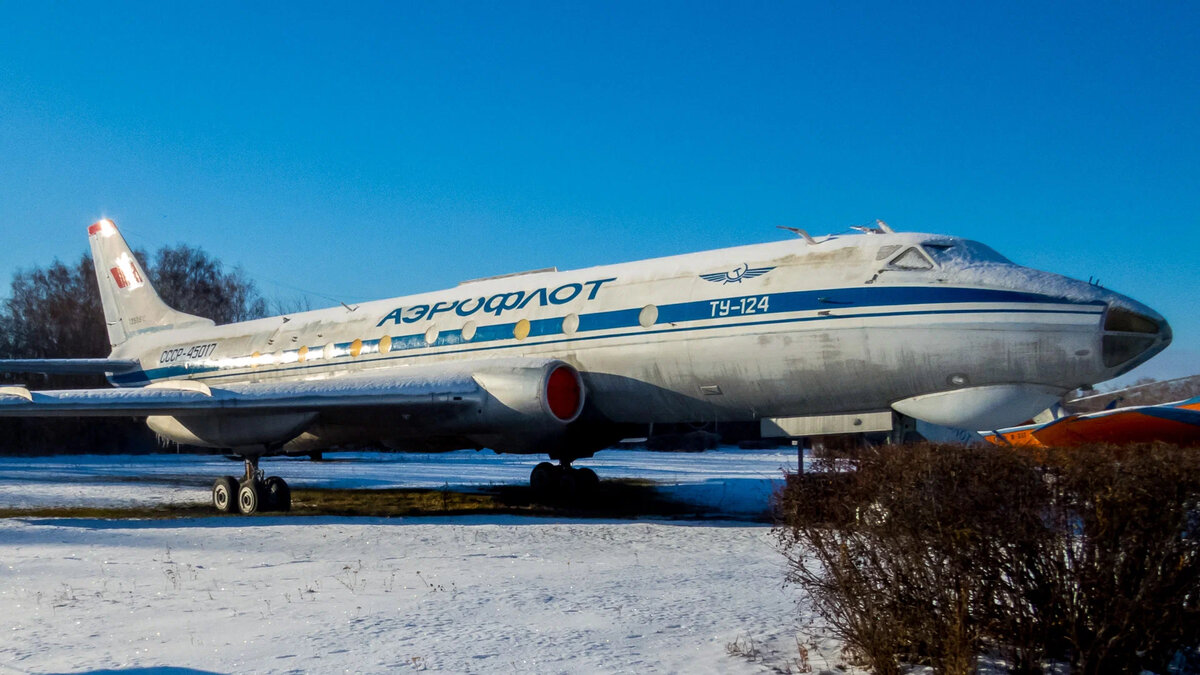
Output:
(982, 395), (1200, 447)
(0, 218), (1172, 513)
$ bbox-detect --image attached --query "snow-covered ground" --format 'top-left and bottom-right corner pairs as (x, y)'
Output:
(0, 448), (858, 674)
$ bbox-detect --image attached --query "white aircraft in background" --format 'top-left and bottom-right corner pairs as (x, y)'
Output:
(0, 219), (1171, 513)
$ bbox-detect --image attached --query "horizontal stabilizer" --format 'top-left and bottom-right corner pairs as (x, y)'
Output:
(0, 359), (142, 375)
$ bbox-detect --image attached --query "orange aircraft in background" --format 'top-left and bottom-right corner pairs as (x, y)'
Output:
(983, 395), (1200, 447)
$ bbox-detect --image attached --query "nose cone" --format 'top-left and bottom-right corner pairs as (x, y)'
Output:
(1100, 300), (1172, 376)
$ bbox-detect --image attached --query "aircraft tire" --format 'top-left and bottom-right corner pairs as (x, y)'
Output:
(237, 482), (260, 515)
(212, 476), (238, 513)
(574, 467), (599, 493)
(530, 462), (559, 492)
(558, 469), (579, 495)
(265, 476), (291, 512)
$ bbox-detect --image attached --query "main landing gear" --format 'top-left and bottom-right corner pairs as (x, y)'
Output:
(530, 460), (599, 496)
(211, 457), (291, 515)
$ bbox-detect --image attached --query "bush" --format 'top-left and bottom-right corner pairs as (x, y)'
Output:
(775, 443), (1200, 674)
(1043, 445), (1200, 673)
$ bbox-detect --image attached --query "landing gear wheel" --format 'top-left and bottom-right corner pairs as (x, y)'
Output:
(530, 462), (559, 493)
(264, 476), (291, 512)
(237, 482), (261, 515)
(558, 469), (578, 494)
(212, 476), (238, 513)
(574, 467), (599, 493)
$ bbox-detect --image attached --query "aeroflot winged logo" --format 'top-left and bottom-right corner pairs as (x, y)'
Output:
(377, 277), (618, 326)
(699, 263), (775, 285)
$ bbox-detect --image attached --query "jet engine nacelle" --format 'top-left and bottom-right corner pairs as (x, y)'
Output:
(465, 360), (586, 453)
(473, 360), (585, 424)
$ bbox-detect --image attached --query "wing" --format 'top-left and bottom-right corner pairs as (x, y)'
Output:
(0, 358), (142, 375)
(699, 272), (729, 283)
(0, 357), (577, 417)
(0, 357), (584, 452)
(0, 364), (475, 416)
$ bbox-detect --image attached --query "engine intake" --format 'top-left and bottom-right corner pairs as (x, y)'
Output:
(465, 360), (586, 453)
(471, 360), (585, 426)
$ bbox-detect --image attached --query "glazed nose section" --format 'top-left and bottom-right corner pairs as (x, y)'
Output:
(1101, 304), (1172, 371)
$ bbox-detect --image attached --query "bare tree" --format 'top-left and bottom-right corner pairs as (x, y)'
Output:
(149, 245), (268, 324)
(0, 254), (107, 365)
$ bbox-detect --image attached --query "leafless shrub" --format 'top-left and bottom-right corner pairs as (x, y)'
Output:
(776, 443), (1200, 674)
(1039, 444), (1200, 673)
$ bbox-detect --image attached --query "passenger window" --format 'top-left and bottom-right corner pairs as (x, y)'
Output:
(513, 319), (531, 340)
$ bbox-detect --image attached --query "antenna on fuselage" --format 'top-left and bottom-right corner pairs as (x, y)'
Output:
(776, 226), (817, 244)
(850, 219), (895, 235)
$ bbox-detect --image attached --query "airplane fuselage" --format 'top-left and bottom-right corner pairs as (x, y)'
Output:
(102, 231), (1170, 455)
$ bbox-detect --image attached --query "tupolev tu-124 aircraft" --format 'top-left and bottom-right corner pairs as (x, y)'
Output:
(0, 219), (1172, 513)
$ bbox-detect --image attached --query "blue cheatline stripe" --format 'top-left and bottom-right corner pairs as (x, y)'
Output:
(111, 285), (1103, 386)
(578, 308), (642, 332)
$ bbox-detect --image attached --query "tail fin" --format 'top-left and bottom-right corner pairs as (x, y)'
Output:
(88, 219), (214, 347)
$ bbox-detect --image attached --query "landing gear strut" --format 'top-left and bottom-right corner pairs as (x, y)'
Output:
(530, 460), (600, 496)
(211, 457), (291, 514)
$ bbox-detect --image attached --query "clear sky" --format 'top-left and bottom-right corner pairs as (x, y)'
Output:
(1, 1), (1196, 386)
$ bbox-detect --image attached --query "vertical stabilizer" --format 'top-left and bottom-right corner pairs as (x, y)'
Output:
(88, 219), (215, 347)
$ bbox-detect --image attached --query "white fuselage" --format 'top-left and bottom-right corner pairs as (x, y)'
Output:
(106, 231), (1170, 449)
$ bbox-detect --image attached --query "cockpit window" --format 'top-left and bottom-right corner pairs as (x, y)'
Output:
(876, 245), (901, 260)
(887, 247), (934, 270)
(922, 243), (955, 264)
(920, 240), (1013, 265)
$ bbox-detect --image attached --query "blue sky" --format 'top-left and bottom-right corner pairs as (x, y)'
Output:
(1, 1), (1196, 386)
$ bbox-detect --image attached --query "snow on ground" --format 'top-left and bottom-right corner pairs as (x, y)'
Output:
(0, 517), (836, 674)
(0, 448), (859, 674)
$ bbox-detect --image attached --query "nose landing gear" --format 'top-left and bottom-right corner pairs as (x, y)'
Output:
(211, 457), (292, 514)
